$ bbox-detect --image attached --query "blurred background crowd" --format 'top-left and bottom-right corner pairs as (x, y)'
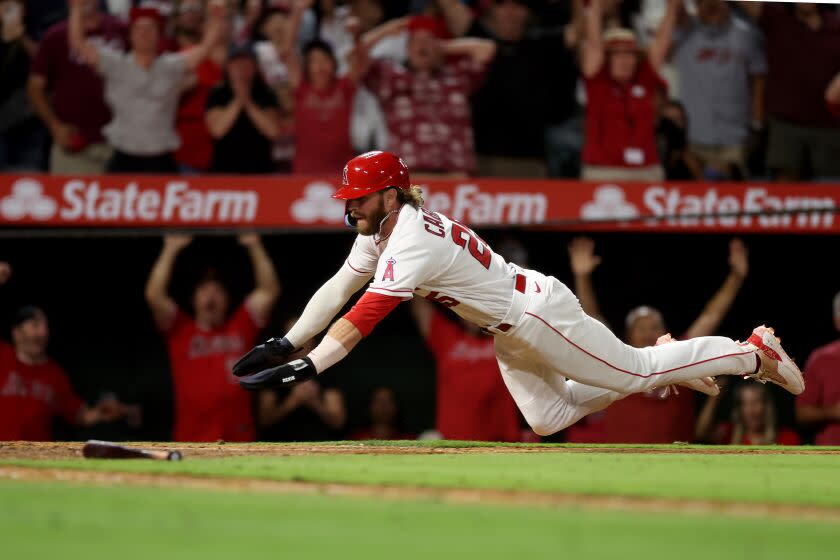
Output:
(1, 0), (839, 179)
(2, 0), (840, 445)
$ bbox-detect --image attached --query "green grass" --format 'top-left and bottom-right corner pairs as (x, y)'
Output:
(2, 480), (839, 560)
(4, 446), (840, 507)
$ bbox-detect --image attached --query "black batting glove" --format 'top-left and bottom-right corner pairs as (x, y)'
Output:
(232, 337), (295, 377)
(238, 357), (317, 391)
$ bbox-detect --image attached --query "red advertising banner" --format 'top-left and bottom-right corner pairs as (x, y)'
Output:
(0, 174), (837, 233)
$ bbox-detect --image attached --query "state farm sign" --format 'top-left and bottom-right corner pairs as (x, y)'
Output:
(1, 174), (838, 233)
(0, 178), (258, 224)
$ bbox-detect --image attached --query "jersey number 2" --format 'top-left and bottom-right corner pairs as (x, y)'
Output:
(451, 223), (491, 269)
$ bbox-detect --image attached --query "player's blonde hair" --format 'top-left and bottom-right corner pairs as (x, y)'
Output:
(396, 185), (425, 209)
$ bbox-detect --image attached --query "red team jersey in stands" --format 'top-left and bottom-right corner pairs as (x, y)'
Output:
(798, 339), (840, 445)
(165, 305), (261, 442)
(426, 311), (520, 442)
(0, 342), (83, 441)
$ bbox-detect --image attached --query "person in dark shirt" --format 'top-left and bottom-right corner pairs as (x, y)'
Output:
(205, 41), (280, 173)
(437, 0), (580, 177)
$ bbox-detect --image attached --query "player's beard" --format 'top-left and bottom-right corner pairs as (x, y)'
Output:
(354, 198), (388, 237)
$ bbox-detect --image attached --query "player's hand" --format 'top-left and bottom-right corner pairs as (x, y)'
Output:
(232, 337), (294, 377)
(728, 238), (748, 279)
(567, 236), (601, 277)
(238, 357), (317, 390)
(0, 261), (11, 285)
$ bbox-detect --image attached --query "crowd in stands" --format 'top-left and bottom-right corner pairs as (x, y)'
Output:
(1, 0), (839, 180)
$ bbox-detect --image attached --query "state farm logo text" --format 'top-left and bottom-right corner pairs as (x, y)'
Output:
(1, 179), (258, 223)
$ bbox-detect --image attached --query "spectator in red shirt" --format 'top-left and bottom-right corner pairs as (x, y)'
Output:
(27, 0), (126, 174)
(796, 291), (840, 445)
(410, 297), (521, 442)
(352, 386), (414, 441)
(580, 0), (669, 181)
(740, 2), (840, 181)
(278, 1), (361, 173)
(697, 379), (800, 446)
(0, 306), (126, 441)
(357, 15), (496, 175)
(566, 236), (749, 444)
(175, 9), (230, 174)
(144, 234), (281, 442)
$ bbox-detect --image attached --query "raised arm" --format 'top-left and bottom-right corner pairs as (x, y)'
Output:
(68, 0), (99, 67)
(239, 234), (281, 324)
(683, 239), (748, 339)
(179, 7), (225, 71)
(647, 0), (681, 71)
(581, 0), (605, 78)
(567, 237), (606, 324)
(359, 16), (410, 50)
(441, 37), (497, 64)
(280, 0), (313, 88)
(144, 235), (192, 332)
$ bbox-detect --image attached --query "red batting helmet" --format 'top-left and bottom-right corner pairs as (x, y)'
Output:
(332, 151), (410, 200)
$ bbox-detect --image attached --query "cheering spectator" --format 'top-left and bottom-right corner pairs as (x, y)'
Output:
(258, 316), (347, 441)
(580, 0), (668, 181)
(410, 297), (521, 442)
(205, 41), (280, 173)
(357, 15), (495, 175)
(175, 8), (231, 174)
(796, 291), (840, 445)
(696, 380), (800, 445)
(567, 237), (749, 444)
(28, 0), (126, 174)
(438, 0), (580, 178)
(652, 0), (766, 180)
(144, 234), (281, 442)
(0, 306), (128, 441)
(740, 2), (840, 181)
(351, 386), (413, 441)
(1, 0), (44, 171)
(68, 0), (223, 173)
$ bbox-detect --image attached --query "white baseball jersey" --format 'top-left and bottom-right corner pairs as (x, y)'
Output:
(345, 204), (518, 327)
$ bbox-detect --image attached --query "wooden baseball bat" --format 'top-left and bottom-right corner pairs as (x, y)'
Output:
(82, 440), (182, 461)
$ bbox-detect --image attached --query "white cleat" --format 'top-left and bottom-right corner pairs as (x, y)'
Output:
(741, 325), (805, 395)
(655, 333), (720, 397)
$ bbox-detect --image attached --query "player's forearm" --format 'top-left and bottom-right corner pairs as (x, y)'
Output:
(285, 270), (366, 348)
(306, 319), (361, 373)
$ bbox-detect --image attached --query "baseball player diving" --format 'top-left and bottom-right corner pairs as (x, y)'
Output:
(233, 151), (804, 437)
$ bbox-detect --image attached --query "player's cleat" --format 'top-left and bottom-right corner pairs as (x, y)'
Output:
(740, 325), (805, 395)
